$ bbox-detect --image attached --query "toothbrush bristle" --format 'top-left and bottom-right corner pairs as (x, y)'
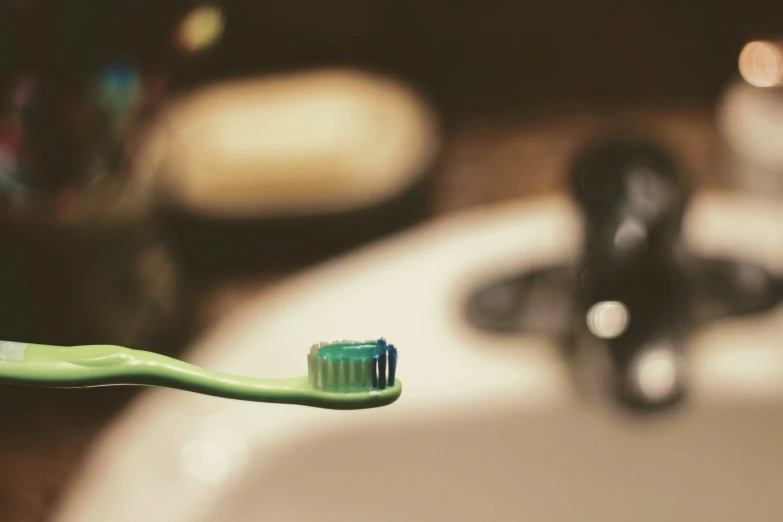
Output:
(378, 353), (387, 390)
(371, 359), (378, 389)
(308, 338), (397, 392)
(388, 345), (397, 386)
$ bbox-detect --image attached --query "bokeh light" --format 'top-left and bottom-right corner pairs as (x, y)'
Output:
(586, 301), (630, 339)
(176, 4), (225, 54)
(630, 345), (679, 401)
(739, 40), (783, 88)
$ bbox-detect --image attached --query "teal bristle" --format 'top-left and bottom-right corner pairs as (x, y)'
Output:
(308, 338), (396, 392)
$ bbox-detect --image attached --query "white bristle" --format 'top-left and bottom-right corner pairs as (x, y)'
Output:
(350, 360), (361, 391)
(365, 360), (375, 389)
(318, 359), (327, 389)
(307, 353), (315, 385)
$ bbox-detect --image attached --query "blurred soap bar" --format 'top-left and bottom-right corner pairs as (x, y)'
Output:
(139, 69), (441, 218)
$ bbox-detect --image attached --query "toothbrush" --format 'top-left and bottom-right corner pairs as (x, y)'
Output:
(0, 338), (401, 410)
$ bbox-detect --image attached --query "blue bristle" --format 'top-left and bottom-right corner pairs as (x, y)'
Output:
(371, 358), (378, 388)
(378, 353), (387, 389)
(388, 345), (397, 386)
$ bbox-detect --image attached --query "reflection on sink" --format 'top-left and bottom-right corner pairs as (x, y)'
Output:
(54, 193), (783, 522)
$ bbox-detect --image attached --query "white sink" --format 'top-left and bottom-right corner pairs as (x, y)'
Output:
(55, 193), (783, 522)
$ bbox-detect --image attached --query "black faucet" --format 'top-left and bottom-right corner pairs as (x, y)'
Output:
(569, 136), (692, 412)
(466, 133), (783, 414)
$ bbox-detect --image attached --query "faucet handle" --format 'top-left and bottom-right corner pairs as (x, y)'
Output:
(687, 257), (783, 326)
(465, 266), (575, 336)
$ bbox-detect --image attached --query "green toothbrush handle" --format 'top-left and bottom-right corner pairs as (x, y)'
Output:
(0, 341), (401, 409)
(0, 341), (302, 395)
(1, 342), (145, 385)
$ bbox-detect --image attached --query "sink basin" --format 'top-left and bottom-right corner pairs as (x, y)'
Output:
(54, 193), (783, 522)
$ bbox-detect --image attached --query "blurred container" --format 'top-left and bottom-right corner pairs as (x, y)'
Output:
(139, 68), (442, 274)
(0, 67), (196, 353)
(717, 41), (783, 198)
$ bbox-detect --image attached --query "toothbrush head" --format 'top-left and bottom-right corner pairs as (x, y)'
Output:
(307, 338), (399, 397)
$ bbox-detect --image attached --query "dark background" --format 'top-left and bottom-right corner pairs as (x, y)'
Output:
(1, 1), (783, 521)
(3, 1), (783, 120)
